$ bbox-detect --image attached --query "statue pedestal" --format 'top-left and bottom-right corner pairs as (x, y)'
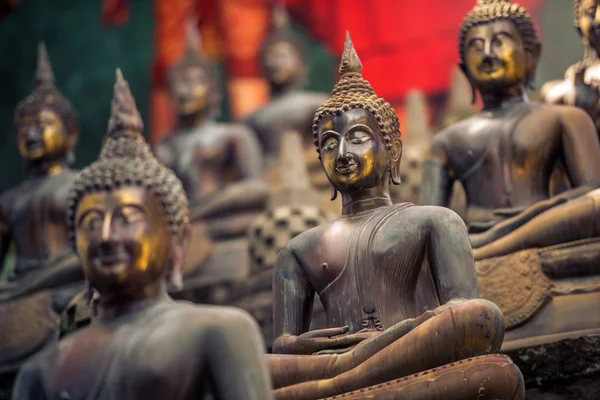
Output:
(477, 239), (600, 398)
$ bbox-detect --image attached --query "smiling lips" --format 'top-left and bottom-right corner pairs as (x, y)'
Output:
(335, 160), (358, 175)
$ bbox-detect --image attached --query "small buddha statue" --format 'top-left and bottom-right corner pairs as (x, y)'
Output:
(265, 32), (524, 400)
(541, 0), (600, 134)
(421, 0), (600, 348)
(0, 43), (80, 284)
(12, 69), (273, 400)
(155, 22), (269, 296)
(155, 21), (269, 239)
(244, 4), (329, 162)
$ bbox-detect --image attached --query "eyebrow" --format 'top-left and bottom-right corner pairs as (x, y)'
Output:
(495, 30), (514, 39)
(344, 124), (375, 136)
(77, 208), (104, 225)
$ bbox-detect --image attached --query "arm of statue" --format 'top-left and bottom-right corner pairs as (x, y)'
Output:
(420, 139), (453, 207)
(230, 125), (263, 180)
(272, 243), (368, 355)
(427, 206), (479, 302)
(205, 308), (273, 400)
(560, 107), (600, 188)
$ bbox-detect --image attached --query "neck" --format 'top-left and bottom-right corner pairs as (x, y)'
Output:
(480, 84), (528, 111)
(583, 43), (600, 66)
(177, 110), (212, 130)
(96, 281), (169, 322)
(270, 78), (303, 98)
(27, 156), (68, 178)
(341, 184), (392, 216)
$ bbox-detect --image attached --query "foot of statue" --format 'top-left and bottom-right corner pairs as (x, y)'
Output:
(268, 299), (519, 400)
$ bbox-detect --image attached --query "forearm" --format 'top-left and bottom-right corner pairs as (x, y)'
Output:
(420, 160), (452, 206)
(188, 179), (269, 221)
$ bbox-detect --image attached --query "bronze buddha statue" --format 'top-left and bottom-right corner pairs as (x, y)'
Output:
(155, 23), (269, 297)
(0, 43), (80, 285)
(11, 70), (273, 400)
(421, 0), (600, 364)
(244, 4), (329, 162)
(542, 0), (600, 134)
(265, 32), (524, 400)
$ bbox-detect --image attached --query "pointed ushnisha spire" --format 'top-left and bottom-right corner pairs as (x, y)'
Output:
(339, 31), (363, 76)
(272, 1), (290, 30)
(35, 42), (55, 87)
(185, 18), (202, 55)
(107, 69), (144, 139)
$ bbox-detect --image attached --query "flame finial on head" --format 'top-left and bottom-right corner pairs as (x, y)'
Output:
(272, 1), (290, 30)
(106, 68), (144, 140)
(339, 31), (362, 76)
(35, 42), (55, 87)
(185, 18), (203, 55)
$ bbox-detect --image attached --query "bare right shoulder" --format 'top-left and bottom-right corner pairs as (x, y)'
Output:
(12, 343), (58, 399)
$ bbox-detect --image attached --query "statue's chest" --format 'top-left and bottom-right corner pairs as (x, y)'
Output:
(9, 179), (68, 227)
(52, 322), (200, 400)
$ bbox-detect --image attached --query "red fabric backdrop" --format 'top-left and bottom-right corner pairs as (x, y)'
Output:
(284, 0), (543, 103)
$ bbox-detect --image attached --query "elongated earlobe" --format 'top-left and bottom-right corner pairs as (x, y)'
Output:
(330, 185), (338, 201)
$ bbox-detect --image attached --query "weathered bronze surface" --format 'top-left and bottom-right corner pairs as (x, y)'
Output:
(421, 0), (600, 356)
(542, 0), (600, 134)
(155, 22), (269, 298)
(267, 32), (523, 400)
(11, 70), (273, 400)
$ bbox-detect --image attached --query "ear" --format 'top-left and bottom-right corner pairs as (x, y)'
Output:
(66, 129), (78, 151)
(526, 42), (542, 89)
(168, 223), (191, 292)
(459, 62), (477, 105)
(390, 138), (402, 186)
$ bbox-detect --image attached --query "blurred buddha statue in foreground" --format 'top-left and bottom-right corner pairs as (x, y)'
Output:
(541, 0), (600, 134)
(155, 22), (269, 298)
(264, 32), (524, 400)
(421, 0), (600, 371)
(12, 70), (273, 400)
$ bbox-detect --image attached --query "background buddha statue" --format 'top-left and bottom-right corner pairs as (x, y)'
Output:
(155, 21), (269, 301)
(0, 42), (80, 286)
(11, 69), (273, 400)
(0, 45), (86, 396)
(421, 0), (600, 391)
(265, 32), (523, 400)
(541, 0), (600, 134)
(242, 4), (336, 214)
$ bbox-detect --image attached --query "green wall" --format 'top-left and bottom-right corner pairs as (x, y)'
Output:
(0, 0), (153, 193)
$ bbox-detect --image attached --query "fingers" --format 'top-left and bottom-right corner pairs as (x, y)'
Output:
(301, 326), (349, 339)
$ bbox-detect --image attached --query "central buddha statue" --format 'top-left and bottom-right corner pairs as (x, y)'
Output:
(11, 70), (273, 400)
(421, 0), (600, 353)
(542, 0), (600, 134)
(265, 32), (524, 400)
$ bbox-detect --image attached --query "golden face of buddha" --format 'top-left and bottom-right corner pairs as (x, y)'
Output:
(16, 107), (69, 161)
(170, 66), (212, 117)
(263, 41), (303, 85)
(464, 20), (529, 90)
(318, 108), (390, 192)
(75, 186), (171, 296)
(578, 0), (600, 51)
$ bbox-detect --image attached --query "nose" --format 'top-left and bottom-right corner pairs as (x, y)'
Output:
(101, 215), (116, 243)
(483, 39), (494, 58)
(27, 125), (40, 140)
(336, 138), (347, 160)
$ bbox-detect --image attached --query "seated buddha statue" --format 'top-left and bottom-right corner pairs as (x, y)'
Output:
(264, 32), (524, 400)
(11, 70), (273, 400)
(421, 0), (600, 348)
(0, 43), (81, 290)
(541, 0), (600, 134)
(155, 22), (269, 296)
